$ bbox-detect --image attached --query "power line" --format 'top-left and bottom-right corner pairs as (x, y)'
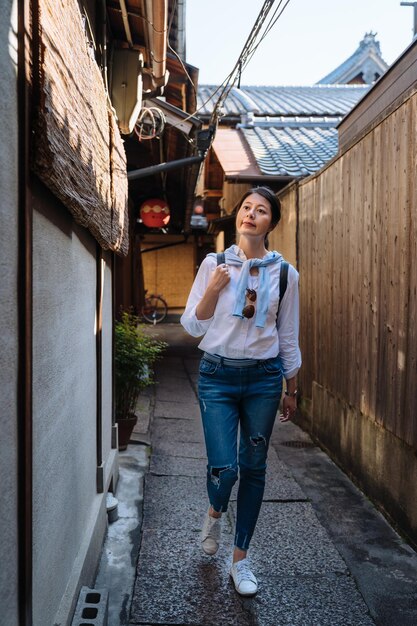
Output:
(162, 0), (293, 139)
(239, 0), (292, 76)
(209, 0), (278, 125)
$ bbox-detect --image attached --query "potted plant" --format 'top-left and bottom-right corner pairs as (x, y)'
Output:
(115, 310), (167, 450)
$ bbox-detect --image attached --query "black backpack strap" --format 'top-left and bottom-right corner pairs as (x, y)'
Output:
(278, 261), (289, 312)
(216, 252), (225, 265)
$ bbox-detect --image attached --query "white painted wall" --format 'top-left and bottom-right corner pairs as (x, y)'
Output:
(0, 1), (19, 624)
(32, 204), (117, 626)
(102, 252), (113, 468)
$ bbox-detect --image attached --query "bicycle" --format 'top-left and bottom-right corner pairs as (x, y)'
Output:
(141, 290), (168, 324)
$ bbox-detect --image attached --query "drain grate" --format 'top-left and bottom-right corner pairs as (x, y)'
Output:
(71, 587), (108, 626)
(280, 440), (315, 448)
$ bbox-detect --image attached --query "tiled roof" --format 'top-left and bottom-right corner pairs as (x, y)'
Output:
(317, 33), (389, 85)
(197, 84), (369, 118)
(239, 119), (339, 177)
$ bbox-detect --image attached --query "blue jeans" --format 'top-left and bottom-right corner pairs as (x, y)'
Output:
(198, 354), (283, 551)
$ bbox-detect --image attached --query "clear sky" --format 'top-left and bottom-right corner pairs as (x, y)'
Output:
(186, 0), (414, 86)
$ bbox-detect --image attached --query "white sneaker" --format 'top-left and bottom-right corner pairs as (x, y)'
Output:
(200, 508), (221, 555)
(230, 558), (258, 596)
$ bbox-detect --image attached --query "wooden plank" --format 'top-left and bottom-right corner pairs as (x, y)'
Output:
(404, 94), (417, 447)
(331, 159), (343, 394)
(291, 87), (417, 450)
(393, 104), (410, 442)
(367, 128), (379, 421)
(340, 153), (350, 401)
(349, 141), (362, 406)
(319, 167), (332, 391)
(383, 109), (400, 435)
(298, 180), (315, 399)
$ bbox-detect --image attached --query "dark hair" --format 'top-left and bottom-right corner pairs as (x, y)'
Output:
(235, 186), (281, 228)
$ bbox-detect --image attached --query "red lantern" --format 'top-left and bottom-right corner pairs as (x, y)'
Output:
(140, 198), (170, 228)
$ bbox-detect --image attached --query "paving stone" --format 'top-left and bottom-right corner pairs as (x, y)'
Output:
(154, 377), (196, 393)
(150, 453), (206, 477)
(141, 474), (234, 537)
(262, 474), (306, 501)
(155, 385), (197, 403)
(151, 417), (204, 444)
(155, 361), (189, 380)
(155, 387), (198, 406)
(260, 448), (307, 500)
(142, 474), (207, 531)
(248, 572), (375, 626)
(130, 529), (252, 626)
(268, 444), (298, 478)
(154, 399), (200, 419)
(230, 501), (348, 576)
(152, 439), (207, 459)
(156, 356), (184, 369)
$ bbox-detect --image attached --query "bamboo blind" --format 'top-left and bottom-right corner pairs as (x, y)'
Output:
(32, 0), (129, 255)
(296, 93), (417, 448)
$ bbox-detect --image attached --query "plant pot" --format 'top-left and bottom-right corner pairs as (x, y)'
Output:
(116, 413), (138, 451)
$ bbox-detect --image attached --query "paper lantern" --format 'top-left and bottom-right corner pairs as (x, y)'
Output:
(140, 198), (170, 228)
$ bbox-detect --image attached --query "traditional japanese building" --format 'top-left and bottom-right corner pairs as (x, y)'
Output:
(317, 32), (389, 85)
(196, 34), (388, 245)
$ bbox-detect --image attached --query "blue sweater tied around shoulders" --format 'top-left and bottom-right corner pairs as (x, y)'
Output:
(207, 247), (282, 329)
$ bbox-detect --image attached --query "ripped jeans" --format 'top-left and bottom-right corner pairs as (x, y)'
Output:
(198, 354), (283, 551)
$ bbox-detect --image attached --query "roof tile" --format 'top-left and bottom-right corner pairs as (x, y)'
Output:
(198, 85), (369, 118)
(240, 125), (339, 177)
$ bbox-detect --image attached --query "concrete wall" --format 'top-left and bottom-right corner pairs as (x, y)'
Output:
(102, 252), (113, 464)
(0, 1), (19, 623)
(32, 191), (117, 626)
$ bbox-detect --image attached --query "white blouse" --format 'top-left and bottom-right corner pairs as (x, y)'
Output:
(180, 245), (301, 380)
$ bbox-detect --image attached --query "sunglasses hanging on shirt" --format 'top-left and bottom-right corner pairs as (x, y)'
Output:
(242, 288), (257, 319)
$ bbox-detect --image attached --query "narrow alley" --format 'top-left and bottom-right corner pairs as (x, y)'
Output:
(96, 323), (417, 626)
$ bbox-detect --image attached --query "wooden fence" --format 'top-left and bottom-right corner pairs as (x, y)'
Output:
(279, 77), (417, 544)
(297, 93), (417, 449)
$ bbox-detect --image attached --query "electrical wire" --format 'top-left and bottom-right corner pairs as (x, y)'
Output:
(239, 0), (291, 75)
(211, 1), (276, 107)
(134, 107), (166, 141)
(167, 41), (197, 100)
(209, 0), (288, 127)
(154, 0), (293, 134)
(163, 70), (235, 131)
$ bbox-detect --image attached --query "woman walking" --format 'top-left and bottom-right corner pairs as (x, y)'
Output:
(180, 186), (301, 596)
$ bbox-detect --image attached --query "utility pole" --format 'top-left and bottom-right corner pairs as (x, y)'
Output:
(401, 2), (417, 37)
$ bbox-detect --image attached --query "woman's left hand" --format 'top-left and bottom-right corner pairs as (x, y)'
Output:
(279, 395), (297, 422)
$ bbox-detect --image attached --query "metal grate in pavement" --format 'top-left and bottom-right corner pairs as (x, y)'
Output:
(280, 440), (315, 448)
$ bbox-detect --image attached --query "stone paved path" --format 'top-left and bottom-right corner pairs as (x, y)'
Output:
(125, 344), (417, 626)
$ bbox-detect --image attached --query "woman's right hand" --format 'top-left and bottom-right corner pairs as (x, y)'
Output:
(208, 263), (231, 294)
(196, 263), (230, 320)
